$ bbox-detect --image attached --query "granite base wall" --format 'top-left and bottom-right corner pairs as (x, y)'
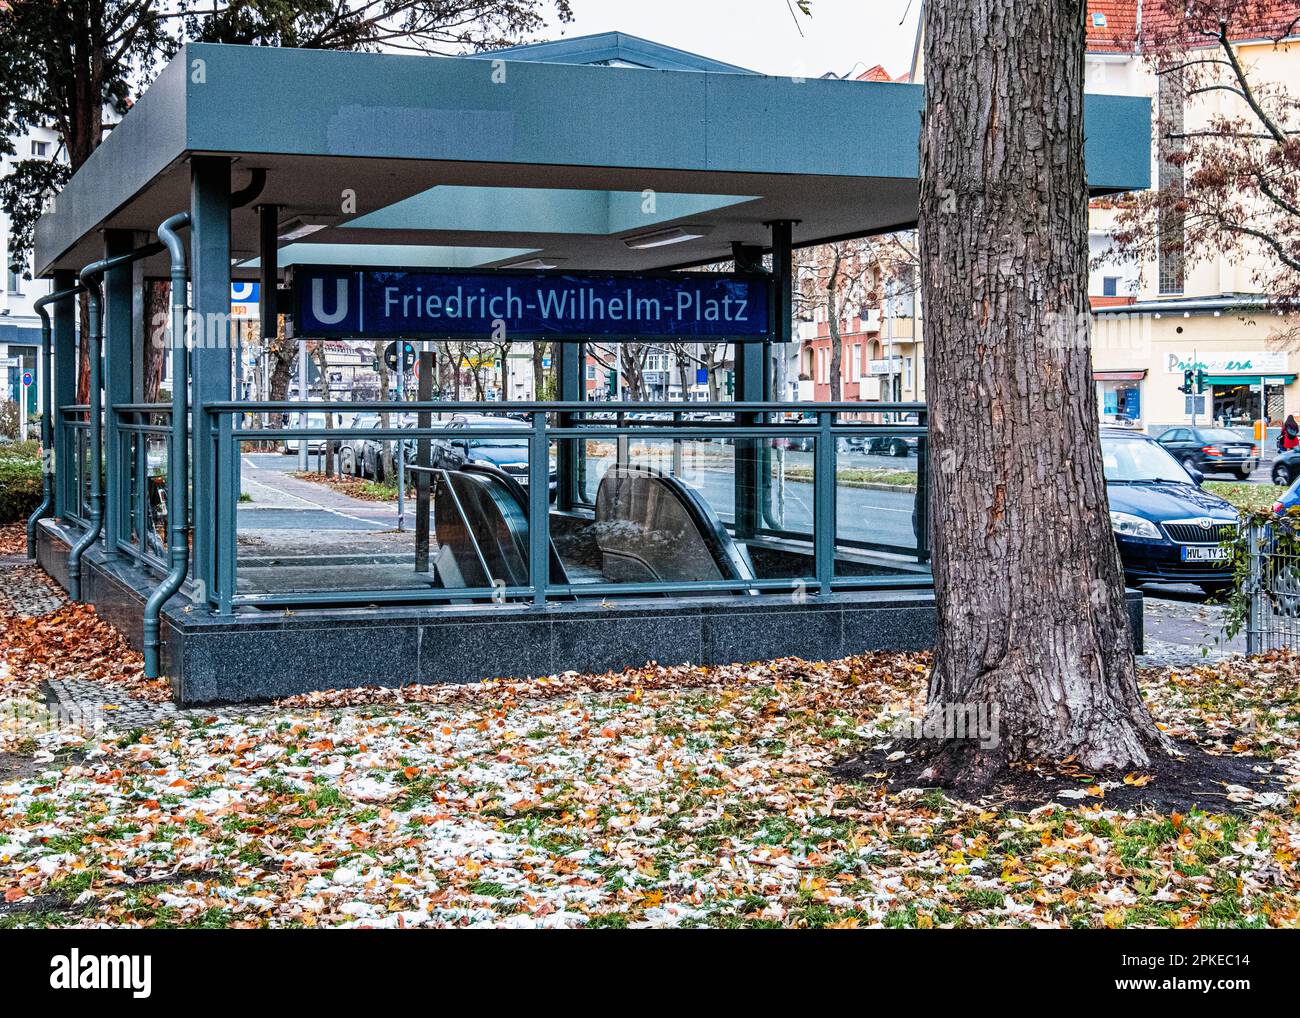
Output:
(34, 519), (1144, 707)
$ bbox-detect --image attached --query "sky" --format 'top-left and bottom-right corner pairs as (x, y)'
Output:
(535, 0), (923, 79)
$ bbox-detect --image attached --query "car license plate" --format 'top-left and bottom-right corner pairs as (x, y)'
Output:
(1181, 545), (1229, 562)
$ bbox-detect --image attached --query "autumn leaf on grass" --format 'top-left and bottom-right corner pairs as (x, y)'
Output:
(1103, 907), (1128, 929)
(1085, 785), (1105, 798)
(1123, 773), (1153, 787)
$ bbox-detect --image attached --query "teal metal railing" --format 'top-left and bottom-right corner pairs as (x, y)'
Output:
(198, 400), (930, 614)
(112, 404), (174, 572)
(57, 405), (92, 528)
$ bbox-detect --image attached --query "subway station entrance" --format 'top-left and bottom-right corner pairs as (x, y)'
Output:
(27, 37), (1151, 703)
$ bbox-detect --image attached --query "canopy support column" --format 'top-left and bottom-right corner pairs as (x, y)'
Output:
(732, 243), (766, 540)
(556, 341), (585, 511)
(190, 155), (232, 602)
(52, 270), (77, 518)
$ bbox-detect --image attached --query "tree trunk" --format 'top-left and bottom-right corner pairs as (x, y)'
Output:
(374, 341), (394, 480)
(143, 281), (169, 403)
(532, 341), (548, 400)
(826, 247), (844, 402)
(917, 0), (1165, 787)
(268, 320), (295, 426)
(311, 342), (334, 477)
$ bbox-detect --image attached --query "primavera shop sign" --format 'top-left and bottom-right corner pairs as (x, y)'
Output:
(1165, 351), (1288, 375)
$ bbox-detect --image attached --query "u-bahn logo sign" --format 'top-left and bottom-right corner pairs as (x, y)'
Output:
(292, 266), (770, 341)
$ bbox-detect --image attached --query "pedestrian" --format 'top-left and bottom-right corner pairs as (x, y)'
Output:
(1279, 414), (1300, 453)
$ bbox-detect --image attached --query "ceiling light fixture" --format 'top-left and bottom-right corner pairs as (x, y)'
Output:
(277, 216), (332, 242)
(622, 225), (714, 250)
(504, 257), (566, 270)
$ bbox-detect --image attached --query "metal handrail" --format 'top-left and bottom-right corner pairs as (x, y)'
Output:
(200, 401), (929, 613)
(204, 398), (926, 413)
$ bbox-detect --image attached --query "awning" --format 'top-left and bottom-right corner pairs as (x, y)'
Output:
(1205, 374), (1297, 386)
(1093, 370), (1147, 381)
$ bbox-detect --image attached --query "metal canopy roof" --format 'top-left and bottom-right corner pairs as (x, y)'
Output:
(34, 41), (1151, 280)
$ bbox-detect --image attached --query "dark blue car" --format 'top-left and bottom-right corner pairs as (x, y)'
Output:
(1103, 428), (1238, 595)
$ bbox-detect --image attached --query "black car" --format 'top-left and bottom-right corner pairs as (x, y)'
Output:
(1104, 429), (1239, 595)
(1155, 426), (1259, 480)
(1271, 447), (1300, 486)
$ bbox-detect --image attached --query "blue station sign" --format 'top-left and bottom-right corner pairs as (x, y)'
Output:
(292, 266), (771, 341)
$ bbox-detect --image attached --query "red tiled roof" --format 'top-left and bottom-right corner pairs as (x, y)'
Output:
(1085, 1), (1140, 53)
(1087, 1), (1300, 54)
(1090, 295), (1138, 309)
(855, 64), (894, 82)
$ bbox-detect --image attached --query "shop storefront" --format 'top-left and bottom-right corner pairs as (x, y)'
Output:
(1091, 299), (1300, 434)
(1165, 351), (1296, 429)
(1095, 369), (1146, 427)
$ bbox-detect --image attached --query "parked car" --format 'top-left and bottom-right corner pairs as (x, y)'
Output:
(858, 412), (921, 458)
(340, 413), (378, 478)
(1103, 428), (1239, 596)
(774, 416), (816, 452)
(341, 412), (415, 481)
(280, 412), (344, 455)
(1155, 426), (1259, 480)
(865, 433), (918, 458)
(429, 414), (558, 497)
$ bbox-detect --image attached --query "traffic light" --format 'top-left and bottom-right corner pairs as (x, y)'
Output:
(1178, 369), (1194, 395)
(1195, 369), (1208, 394)
(607, 371), (617, 397)
(725, 370), (735, 396)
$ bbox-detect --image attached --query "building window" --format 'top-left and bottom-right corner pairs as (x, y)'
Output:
(585, 364), (595, 381)
(1102, 276), (1120, 297)
(1098, 380), (1142, 425)
(1091, 12), (1108, 28)
(30, 139), (49, 158)
(1157, 67), (1186, 295)
(851, 344), (862, 380)
(6, 243), (22, 294)
(904, 356), (914, 391)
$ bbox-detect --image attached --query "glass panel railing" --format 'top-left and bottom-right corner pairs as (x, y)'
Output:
(201, 401), (930, 610)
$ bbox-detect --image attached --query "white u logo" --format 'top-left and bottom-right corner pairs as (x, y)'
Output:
(311, 278), (349, 324)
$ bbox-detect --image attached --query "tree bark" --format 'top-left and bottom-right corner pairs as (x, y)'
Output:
(142, 281), (169, 403)
(532, 341), (548, 400)
(827, 247), (844, 402)
(917, 0), (1166, 787)
(310, 342), (335, 477)
(374, 340), (394, 480)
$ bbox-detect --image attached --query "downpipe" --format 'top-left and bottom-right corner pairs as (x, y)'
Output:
(143, 212), (192, 679)
(65, 273), (104, 600)
(26, 284), (84, 558)
(67, 242), (165, 598)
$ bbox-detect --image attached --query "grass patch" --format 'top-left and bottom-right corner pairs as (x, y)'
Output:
(785, 465), (917, 489)
(1204, 481), (1286, 512)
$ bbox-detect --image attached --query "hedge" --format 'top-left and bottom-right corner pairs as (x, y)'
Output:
(0, 457), (43, 524)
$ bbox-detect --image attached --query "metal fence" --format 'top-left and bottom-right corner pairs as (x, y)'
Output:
(1244, 518), (1300, 653)
(200, 399), (932, 614)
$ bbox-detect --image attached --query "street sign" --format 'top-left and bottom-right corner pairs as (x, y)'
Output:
(384, 341), (416, 372)
(293, 266), (771, 340)
(21, 370), (33, 387)
(231, 282), (260, 320)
